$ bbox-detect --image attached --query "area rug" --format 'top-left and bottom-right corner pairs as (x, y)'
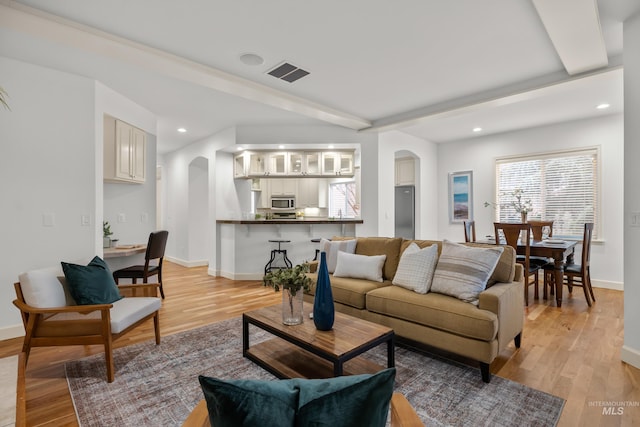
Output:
(0, 355), (18, 427)
(66, 317), (564, 426)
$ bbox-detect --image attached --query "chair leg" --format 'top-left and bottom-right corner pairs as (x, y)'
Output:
(586, 269), (596, 302)
(154, 312), (161, 345)
(582, 282), (592, 307)
(158, 270), (165, 299)
(524, 280), (529, 306)
(105, 334), (115, 383)
(533, 271), (539, 300)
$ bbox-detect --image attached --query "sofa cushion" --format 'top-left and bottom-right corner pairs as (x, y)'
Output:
(392, 243), (438, 294)
(353, 237), (403, 280)
(61, 256), (122, 305)
(307, 273), (390, 309)
(464, 242), (516, 285)
(430, 240), (504, 303)
(19, 265), (76, 308)
(334, 252), (386, 282)
(366, 285), (498, 341)
(199, 368), (396, 427)
(400, 239), (442, 256)
(321, 238), (357, 273)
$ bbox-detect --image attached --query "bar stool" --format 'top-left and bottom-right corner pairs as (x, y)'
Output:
(264, 239), (293, 274)
(311, 238), (321, 260)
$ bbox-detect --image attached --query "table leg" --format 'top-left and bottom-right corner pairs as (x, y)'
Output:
(387, 335), (395, 368)
(334, 361), (343, 377)
(553, 256), (564, 308)
(242, 315), (249, 356)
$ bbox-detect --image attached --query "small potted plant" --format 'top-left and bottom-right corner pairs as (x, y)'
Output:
(264, 263), (312, 325)
(103, 221), (113, 248)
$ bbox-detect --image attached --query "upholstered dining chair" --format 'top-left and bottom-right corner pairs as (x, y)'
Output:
(494, 222), (541, 306)
(113, 230), (169, 299)
(544, 223), (595, 306)
(463, 220), (476, 242)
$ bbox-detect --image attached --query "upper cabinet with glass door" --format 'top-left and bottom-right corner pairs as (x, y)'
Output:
(289, 152), (321, 176)
(322, 152), (354, 176)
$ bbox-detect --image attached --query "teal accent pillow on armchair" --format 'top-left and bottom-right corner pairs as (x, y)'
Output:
(198, 368), (396, 427)
(61, 256), (122, 305)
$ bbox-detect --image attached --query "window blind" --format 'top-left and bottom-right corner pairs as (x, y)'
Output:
(495, 148), (598, 239)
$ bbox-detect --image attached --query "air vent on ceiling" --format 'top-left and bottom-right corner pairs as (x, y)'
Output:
(267, 62), (310, 83)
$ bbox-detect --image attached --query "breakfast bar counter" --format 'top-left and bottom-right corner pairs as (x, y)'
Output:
(216, 219), (362, 280)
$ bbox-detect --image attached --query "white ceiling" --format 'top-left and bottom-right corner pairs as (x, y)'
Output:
(0, 0), (637, 153)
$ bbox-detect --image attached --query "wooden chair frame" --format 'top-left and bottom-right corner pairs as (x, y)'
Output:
(527, 220), (554, 241)
(114, 230), (168, 299)
(182, 392), (425, 427)
(494, 222), (541, 306)
(13, 282), (161, 383)
(463, 220), (476, 242)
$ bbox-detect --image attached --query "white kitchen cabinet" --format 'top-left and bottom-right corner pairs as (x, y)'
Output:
(322, 152), (354, 176)
(234, 153), (247, 178)
(269, 178), (297, 196)
(289, 152), (321, 176)
(267, 152), (288, 175)
(395, 157), (415, 185)
(248, 152), (268, 176)
(104, 116), (146, 183)
(297, 178), (320, 207)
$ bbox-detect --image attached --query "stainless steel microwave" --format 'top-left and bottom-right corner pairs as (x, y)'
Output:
(271, 197), (295, 210)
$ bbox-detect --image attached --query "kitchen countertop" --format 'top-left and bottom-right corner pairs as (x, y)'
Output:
(216, 219), (363, 225)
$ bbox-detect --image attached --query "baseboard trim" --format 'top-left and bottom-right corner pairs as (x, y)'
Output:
(0, 324), (24, 341)
(621, 345), (640, 370)
(215, 270), (262, 281)
(591, 279), (623, 291)
(165, 256), (208, 268)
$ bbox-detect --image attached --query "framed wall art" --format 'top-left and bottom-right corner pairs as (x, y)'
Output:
(449, 171), (473, 222)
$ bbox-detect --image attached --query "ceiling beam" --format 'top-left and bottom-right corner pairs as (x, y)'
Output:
(0, 1), (371, 131)
(532, 0), (608, 75)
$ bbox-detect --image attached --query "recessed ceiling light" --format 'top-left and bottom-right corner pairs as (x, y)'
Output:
(237, 146), (244, 151)
(328, 145), (335, 149)
(177, 127), (187, 133)
(278, 145), (285, 149)
(596, 103), (610, 109)
(239, 53), (264, 66)
(473, 127), (482, 132)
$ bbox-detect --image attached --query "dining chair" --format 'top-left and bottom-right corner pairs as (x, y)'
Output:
(494, 222), (541, 306)
(463, 220), (476, 242)
(544, 223), (595, 306)
(113, 230), (169, 299)
(528, 220), (554, 241)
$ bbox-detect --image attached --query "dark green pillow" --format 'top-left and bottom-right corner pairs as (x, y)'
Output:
(61, 256), (122, 305)
(198, 368), (395, 427)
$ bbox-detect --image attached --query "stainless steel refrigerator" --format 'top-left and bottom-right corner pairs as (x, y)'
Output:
(395, 185), (415, 239)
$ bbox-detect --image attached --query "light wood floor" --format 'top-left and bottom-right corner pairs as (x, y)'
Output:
(1, 262), (638, 427)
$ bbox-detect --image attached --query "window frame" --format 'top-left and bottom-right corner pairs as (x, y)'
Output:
(493, 147), (601, 240)
(328, 180), (358, 219)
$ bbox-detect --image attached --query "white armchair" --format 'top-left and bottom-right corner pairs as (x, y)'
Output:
(13, 264), (161, 383)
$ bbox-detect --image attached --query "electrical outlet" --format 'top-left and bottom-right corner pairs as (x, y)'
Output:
(42, 213), (55, 227)
(631, 212), (640, 227)
(140, 213), (148, 223)
(81, 215), (91, 226)
(117, 213), (126, 223)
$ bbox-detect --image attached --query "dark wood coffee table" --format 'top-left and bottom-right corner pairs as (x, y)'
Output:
(243, 302), (395, 379)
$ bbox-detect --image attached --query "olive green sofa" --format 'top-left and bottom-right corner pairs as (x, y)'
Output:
(303, 237), (524, 382)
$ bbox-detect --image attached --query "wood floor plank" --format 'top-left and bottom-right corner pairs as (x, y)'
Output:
(1, 262), (639, 426)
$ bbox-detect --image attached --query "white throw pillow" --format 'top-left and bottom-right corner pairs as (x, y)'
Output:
(430, 240), (504, 303)
(333, 252), (387, 282)
(19, 265), (76, 308)
(320, 238), (357, 273)
(392, 243), (438, 294)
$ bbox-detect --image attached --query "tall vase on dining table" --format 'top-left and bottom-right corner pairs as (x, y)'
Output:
(521, 212), (528, 223)
(313, 251), (334, 331)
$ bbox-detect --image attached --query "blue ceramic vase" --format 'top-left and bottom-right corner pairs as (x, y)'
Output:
(313, 251), (335, 330)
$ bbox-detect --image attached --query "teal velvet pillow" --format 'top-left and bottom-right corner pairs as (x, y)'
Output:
(61, 256), (122, 305)
(198, 368), (395, 427)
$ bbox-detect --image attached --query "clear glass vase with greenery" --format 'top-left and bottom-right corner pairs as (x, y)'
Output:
(263, 263), (312, 325)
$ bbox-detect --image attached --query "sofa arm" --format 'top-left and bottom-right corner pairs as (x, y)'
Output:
(478, 280), (524, 350)
(512, 263), (523, 283)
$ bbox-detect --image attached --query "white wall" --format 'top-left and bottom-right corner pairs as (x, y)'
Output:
(437, 114), (624, 289)
(379, 130), (438, 239)
(0, 57), (96, 338)
(622, 12), (640, 369)
(163, 126), (236, 271)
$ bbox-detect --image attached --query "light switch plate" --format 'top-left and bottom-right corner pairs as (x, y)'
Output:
(43, 213), (55, 227)
(631, 212), (640, 227)
(81, 215), (91, 226)
(117, 213), (126, 223)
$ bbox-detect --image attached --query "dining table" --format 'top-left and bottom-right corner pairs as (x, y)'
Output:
(483, 238), (577, 307)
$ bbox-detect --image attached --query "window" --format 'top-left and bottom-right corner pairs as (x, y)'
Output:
(494, 148), (599, 239)
(329, 181), (358, 218)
